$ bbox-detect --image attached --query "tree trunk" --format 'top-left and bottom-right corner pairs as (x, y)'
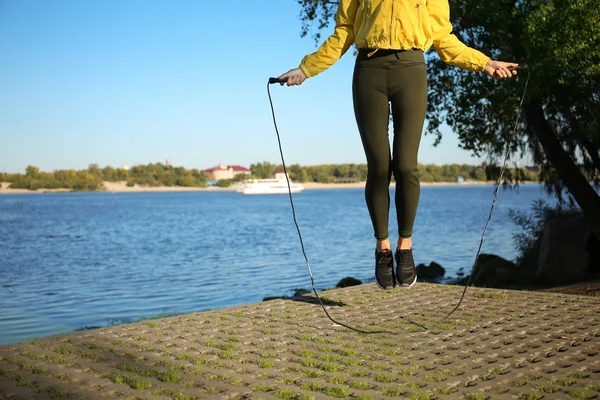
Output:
(525, 103), (600, 241)
(555, 99), (600, 172)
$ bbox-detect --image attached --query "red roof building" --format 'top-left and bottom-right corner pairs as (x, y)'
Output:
(202, 163), (251, 181)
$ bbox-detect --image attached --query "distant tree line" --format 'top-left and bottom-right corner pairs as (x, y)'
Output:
(0, 163), (210, 191)
(0, 162), (544, 191)
(249, 161), (541, 184)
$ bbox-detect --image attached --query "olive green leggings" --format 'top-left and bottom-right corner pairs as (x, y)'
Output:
(352, 49), (428, 240)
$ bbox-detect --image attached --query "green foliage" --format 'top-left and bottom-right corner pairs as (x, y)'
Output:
(295, 0), (600, 236)
(324, 387), (351, 398)
(158, 372), (181, 383)
(25, 165), (40, 178)
(509, 200), (581, 271)
(250, 162), (537, 183)
(250, 161), (278, 179)
(127, 163), (209, 188)
(216, 179), (233, 187)
(9, 168), (104, 191)
(2, 163), (210, 191)
(425, 0), (600, 203)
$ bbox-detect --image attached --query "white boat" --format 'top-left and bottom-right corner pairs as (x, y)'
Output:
(236, 178), (304, 195)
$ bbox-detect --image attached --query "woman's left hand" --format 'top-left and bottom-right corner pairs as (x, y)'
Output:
(484, 60), (519, 80)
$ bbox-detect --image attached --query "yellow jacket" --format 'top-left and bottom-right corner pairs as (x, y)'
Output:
(299, 0), (490, 78)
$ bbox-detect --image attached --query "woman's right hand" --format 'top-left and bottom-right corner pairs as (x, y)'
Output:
(278, 68), (307, 86)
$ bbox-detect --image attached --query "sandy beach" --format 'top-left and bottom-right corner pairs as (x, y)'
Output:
(0, 180), (523, 194)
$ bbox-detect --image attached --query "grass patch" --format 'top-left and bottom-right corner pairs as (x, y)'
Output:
(321, 364), (340, 372)
(369, 363), (390, 372)
(488, 366), (510, 375)
(524, 372), (542, 381)
(566, 371), (590, 379)
(252, 384), (274, 392)
(374, 374), (396, 383)
(440, 368), (464, 376)
(349, 369), (369, 377)
(338, 348), (359, 357)
(408, 391), (431, 400)
(274, 390), (300, 399)
(396, 368), (416, 377)
(301, 382), (324, 391)
(205, 373), (227, 382)
(419, 364), (436, 371)
(257, 360), (275, 368)
(535, 383), (560, 393)
(206, 386), (220, 394)
(380, 386), (406, 397)
(464, 393), (488, 400)
(216, 343), (237, 351)
(517, 393), (543, 400)
(23, 364), (47, 375)
(16, 376), (35, 388)
(433, 387), (457, 395)
(209, 361), (229, 369)
(326, 375), (346, 385)
(301, 359), (319, 368)
(348, 381), (373, 390)
(317, 354), (342, 363)
(508, 380), (527, 387)
(325, 387), (351, 398)
(341, 358), (362, 366)
(218, 350), (234, 359)
(118, 364), (157, 377)
(471, 291), (509, 300)
(158, 372), (181, 383)
(552, 377), (576, 387)
(424, 374), (445, 382)
(153, 388), (191, 399)
(568, 390), (596, 399)
(55, 347), (75, 355)
(300, 369), (324, 378)
(585, 382), (600, 391)
(406, 382), (427, 389)
(120, 375), (152, 390)
(278, 376), (296, 385)
(295, 350), (317, 358)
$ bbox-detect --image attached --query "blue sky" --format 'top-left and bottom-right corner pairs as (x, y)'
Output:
(0, 0), (490, 174)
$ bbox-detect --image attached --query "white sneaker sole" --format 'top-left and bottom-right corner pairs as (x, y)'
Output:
(376, 279), (395, 290)
(397, 275), (417, 288)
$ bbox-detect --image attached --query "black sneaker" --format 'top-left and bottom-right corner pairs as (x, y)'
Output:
(375, 250), (395, 290)
(395, 249), (417, 288)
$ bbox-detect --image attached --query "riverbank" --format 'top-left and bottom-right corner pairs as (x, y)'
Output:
(0, 180), (538, 194)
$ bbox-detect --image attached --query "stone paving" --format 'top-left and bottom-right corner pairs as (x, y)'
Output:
(1, 283), (599, 399)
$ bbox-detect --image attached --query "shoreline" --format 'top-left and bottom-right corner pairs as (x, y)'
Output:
(0, 180), (540, 194)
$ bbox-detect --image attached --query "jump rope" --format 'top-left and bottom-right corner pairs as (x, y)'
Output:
(267, 64), (530, 334)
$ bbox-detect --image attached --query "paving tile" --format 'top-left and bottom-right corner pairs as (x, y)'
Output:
(1, 283), (599, 399)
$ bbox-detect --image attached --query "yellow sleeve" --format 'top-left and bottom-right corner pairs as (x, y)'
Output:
(299, 0), (358, 78)
(426, 0), (490, 72)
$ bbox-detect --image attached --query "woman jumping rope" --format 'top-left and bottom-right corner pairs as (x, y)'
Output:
(277, 0), (517, 290)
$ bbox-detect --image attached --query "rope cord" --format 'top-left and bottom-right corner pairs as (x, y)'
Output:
(267, 67), (530, 333)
